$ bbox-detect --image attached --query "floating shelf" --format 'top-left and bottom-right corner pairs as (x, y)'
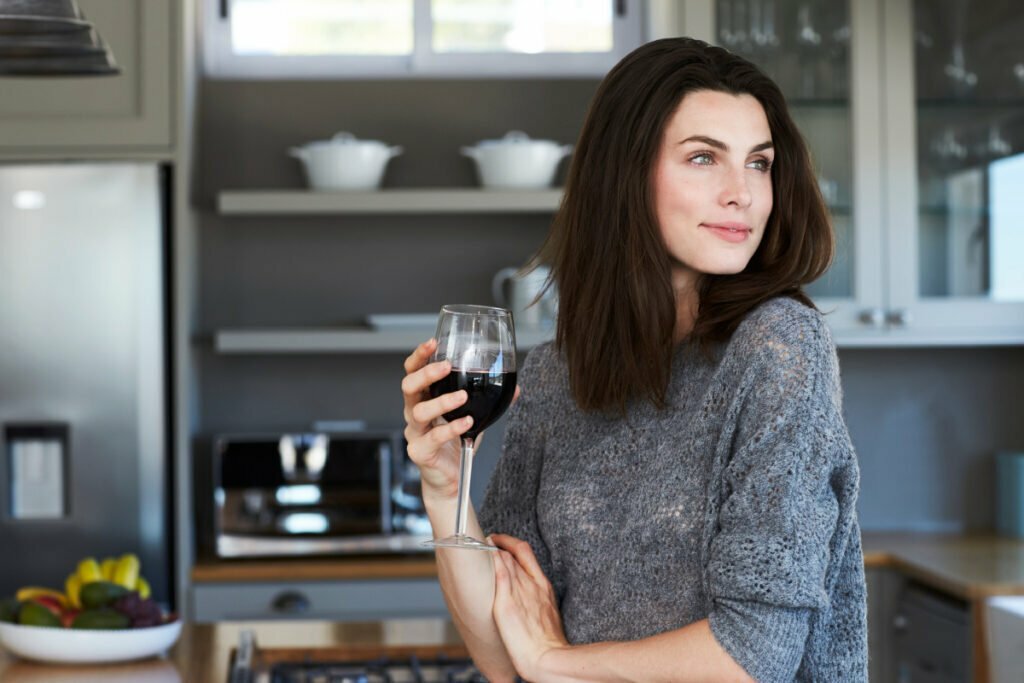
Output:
(210, 325), (1023, 353)
(217, 188), (563, 215)
(214, 327), (555, 354)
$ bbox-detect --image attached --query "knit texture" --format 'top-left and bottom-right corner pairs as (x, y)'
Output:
(479, 296), (868, 682)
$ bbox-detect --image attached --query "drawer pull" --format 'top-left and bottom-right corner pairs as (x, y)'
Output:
(271, 591), (311, 614)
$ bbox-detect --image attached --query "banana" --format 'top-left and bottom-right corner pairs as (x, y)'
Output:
(136, 576), (151, 599)
(64, 574), (82, 609)
(15, 587), (68, 608)
(112, 553), (140, 590)
(100, 557), (118, 581)
(76, 557), (103, 585)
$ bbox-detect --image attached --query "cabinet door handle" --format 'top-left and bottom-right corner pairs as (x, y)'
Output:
(271, 591), (311, 614)
(858, 308), (885, 328)
(886, 309), (911, 327)
(892, 613), (909, 631)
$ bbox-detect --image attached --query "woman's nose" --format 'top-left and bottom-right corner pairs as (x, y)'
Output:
(719, 167), (752, 208)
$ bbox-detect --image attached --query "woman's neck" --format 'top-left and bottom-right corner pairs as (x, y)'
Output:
(671, 268), (700, 343)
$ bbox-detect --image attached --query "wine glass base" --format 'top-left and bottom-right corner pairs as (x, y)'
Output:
(421, 534), (498, 551)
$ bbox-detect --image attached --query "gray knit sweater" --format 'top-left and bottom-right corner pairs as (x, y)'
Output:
(479, 297), (868, 682)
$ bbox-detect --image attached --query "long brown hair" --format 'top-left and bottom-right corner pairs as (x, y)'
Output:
(537, 37), (834, 414)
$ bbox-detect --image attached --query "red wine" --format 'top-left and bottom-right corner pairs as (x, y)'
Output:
(429, 369), (517, 439)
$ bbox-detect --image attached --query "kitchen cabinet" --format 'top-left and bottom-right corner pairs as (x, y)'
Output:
(190, 578), (448, 623)
(892, 582), (972, 682)
(868, 568), (907, 683)
(868, 568), (975, 683)
(669, 0), (1024, 344)
(0, 0), (175, 155)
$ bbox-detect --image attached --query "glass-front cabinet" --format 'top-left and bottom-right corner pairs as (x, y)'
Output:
(883, 0), (1024, 340)
(659, 0), (1024, 343)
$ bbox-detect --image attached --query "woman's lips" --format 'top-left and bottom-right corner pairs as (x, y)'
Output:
(701, 222), (752, 243)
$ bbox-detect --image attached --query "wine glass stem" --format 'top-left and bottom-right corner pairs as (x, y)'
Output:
(454, 436), (474, 538)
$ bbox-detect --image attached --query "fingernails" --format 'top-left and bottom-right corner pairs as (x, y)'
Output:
(462, 416), (473, 427)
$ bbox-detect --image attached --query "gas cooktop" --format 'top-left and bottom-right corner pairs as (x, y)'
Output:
(269, 654), (488, 682)
(228, 629), (505, 683)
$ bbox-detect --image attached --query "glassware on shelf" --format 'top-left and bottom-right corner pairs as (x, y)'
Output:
(912, 0), (1024, 301)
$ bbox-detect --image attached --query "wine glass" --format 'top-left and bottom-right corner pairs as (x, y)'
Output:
(423, 304), (517, 551)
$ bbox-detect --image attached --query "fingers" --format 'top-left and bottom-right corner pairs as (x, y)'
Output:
(405, 415), (474, 461)
(403, 338), (436, 375)
(493, 548), (509, 587)
(489, 534), (548, 586)
(504, 550), (532, 596)
(401, 357), (451, 403)
(494, 550), (524, 600)
(492, 550), (516, 612)
(410, 389), (468, 425)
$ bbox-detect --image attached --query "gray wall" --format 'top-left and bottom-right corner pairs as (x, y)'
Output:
(195, 80), (1024, 547)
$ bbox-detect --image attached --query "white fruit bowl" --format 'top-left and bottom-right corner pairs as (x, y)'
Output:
(0, 619), (181, 664)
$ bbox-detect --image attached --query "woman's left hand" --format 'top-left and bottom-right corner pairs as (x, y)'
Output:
(490, 533), (570, 682)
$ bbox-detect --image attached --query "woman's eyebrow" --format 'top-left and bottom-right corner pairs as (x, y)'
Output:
(679, 135), (774, 153)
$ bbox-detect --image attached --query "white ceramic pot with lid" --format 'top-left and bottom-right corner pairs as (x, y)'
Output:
(289, 132), (403, 190)
(461, 131), (572, 189)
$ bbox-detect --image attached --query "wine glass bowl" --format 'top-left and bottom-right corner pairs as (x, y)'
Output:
(423, 305), (517, 551)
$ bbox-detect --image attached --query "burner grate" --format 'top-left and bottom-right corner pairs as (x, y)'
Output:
(269, 654), (490, 683)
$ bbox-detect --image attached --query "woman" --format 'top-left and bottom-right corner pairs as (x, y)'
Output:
(401, 37), (867, 682)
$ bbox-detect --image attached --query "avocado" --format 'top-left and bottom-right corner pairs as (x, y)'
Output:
(71, 607), (131, 630)
(79, 581), (131, 609)
(0, 598), (21, 623)
(17, 601), (62, 628)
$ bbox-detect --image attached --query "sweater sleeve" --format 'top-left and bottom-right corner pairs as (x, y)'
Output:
(478, 345), (556, 585)
(706, 306), (857, 682)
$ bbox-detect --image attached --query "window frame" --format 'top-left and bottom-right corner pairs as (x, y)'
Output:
(201, 0), (646, 79)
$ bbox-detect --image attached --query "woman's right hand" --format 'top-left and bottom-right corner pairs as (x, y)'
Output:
(401, 338), (474, 504)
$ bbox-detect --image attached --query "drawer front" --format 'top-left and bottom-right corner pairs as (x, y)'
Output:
(893, 585), (970, 682)
(192, 578), (447, 623)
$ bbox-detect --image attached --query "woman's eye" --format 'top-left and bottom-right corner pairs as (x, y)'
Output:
(689, 152), (714, 166)
(748, 158), (773, 172)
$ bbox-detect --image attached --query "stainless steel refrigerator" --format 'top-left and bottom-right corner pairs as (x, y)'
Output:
(0, 162), (172, 608)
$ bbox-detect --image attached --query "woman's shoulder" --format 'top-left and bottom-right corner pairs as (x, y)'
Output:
(731, 296), (834, 356)
(721, 296), (838, 384)
(517, 340), (569, 398)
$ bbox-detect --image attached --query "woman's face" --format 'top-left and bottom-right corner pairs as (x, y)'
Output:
(652, 90), (774, 291)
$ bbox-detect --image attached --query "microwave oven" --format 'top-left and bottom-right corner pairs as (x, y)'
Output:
(212, 430), (431, 558)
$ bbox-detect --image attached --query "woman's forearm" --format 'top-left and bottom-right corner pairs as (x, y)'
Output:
(537, 619), (753, 683)
(425, 496), (518, 682)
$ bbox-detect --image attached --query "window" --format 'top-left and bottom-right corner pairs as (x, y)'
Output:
(203, 0), (645, 78)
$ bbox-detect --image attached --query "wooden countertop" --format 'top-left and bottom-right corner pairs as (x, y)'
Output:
(861, 531), (1024, 600)
(0, 618), (464, 683)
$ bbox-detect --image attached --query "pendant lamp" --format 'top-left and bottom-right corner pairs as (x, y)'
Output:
(0, 0), (119, 76)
